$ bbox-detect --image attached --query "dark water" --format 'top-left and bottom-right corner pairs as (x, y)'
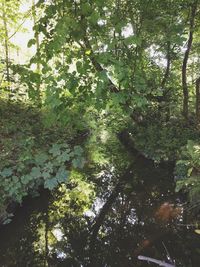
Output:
(0, 152), (200, 267)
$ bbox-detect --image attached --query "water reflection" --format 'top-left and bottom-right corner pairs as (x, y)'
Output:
(0, 153), (200, 267)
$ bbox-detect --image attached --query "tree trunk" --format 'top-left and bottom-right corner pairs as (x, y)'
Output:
(196, 77), (200, 125)
(2, 1), (11, 93)
(32, 0), (41, 103)
(32, 0), (40, 73)
(182, 2), (197, 120)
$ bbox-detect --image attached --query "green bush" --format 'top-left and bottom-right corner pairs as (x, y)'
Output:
(131, 118), (198, 162)
(175, 140), (200, 202)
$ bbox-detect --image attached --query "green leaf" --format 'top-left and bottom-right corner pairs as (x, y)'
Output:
(187, 167), (193, 177)
(72, 158), (85, 169)
(35, 152), (49, 166)
(44, 178), (58, 190)
(85, 49), (91, 56)
(42, 171), (51, 179)
(81, 2), (92, 15)
(89, 11), (99, 25)
(49, 144), (61, 157)
(73, 145), (83, 156)
(21, 175), (30, 185)
(56, 167), (69, 183)
(57, 151), (70, 163)
(12, 176), (19, 184)
(1, 167), (13, 178)
(30, 167), (42, 178)
(27, 38), (36, 48)
(124, 36), (141, 46)
(76, 61), (83, 74)
(44, 162), (54, 173)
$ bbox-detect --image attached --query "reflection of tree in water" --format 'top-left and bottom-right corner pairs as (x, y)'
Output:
(0, 152), (200, 267)
(49, 158), (199, 266)
(0, 191), (50, 266)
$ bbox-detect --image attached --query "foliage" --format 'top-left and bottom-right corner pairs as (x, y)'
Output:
(0, 0), (25, 93)
(131, 116), (198, 162)
(51, 170), (95, 220)
(11, 64), (40, 101)
(0, 139), (85, 218)
(175, 140), (200, 202)
(1, 0), (200, 225)
(21, 0), (199, 125)
(0, 99), (86, 223)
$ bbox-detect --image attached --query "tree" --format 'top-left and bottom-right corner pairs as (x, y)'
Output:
(26, 0), (198, 125)
(1, 0), (10, 90)
(182, 1), (198, 120)
(0, 0), (23, 94)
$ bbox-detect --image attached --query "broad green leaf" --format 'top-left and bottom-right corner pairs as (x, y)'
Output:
(12, 176), (19, 184)
(57, 151), (70, 163)
(1, 167), (13, 178)
(30, 167), (42, 178)
(21, 175), (31, 185)
(42, 171), (51, 179)
(56, 167), (69, 183)
(44, 162), (54, 173)
(49, 144), (61, 157)
(35, 152), (48, 166)
(72, 158), (85, 169)
(44, 178), (58, 190)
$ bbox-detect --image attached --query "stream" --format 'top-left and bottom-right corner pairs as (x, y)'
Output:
(0, 149), (200, 267)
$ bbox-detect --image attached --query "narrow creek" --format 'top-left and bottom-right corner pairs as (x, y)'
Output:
(0, 149), (199, 267)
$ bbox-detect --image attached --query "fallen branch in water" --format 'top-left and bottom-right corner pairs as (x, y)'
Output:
(138, 255), (175, 267)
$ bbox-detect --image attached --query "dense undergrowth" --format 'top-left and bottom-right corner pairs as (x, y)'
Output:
(131, 115), (199, 162)
(1, 96), (200, 224)
(0, 99), (87, 223)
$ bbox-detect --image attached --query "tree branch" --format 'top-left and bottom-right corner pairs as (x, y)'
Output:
(182, 1), (197, 119)
(196, 76), (200, 124)
(83, 36), (120, 93)
(138, 255), (175, 267)
(161, 41), (171, 89)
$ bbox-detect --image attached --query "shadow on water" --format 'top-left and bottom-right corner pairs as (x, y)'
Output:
(0, 151), (200, 267)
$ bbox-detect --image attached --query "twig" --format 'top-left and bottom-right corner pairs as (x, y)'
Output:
(162, 242), (174, 264)
(138, 255), (176, 267)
